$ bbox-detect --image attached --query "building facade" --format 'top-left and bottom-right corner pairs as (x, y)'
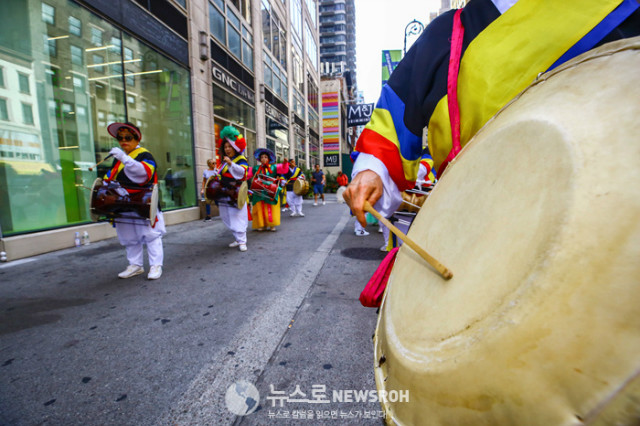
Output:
(317, 0), (356, 173)
(0, 0), (321, 261)
(318, 0), (355, 93)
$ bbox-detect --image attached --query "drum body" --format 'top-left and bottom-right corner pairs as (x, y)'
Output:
(374, 38), (640, 425)
(205, 176), (247, 209)
(336, 186), (346, 204)
(90, 178), (157, 224)
(250, 174), (281, 204)
(399, 191), (427, 213)
(293, 179), (310, 196)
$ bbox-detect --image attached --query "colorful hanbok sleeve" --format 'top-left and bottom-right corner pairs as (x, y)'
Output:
(355, 0), (638, 190)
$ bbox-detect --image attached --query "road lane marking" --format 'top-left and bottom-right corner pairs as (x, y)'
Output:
(163, 210), (350, 425)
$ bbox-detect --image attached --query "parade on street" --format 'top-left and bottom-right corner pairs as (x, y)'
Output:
(2, 0), (640, 424)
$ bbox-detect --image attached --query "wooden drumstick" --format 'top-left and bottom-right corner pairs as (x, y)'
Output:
(363, 201), (453, 280)
(88, 154), (113, 172)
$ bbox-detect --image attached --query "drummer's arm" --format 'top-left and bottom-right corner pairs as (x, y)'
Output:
(343, 153), (403, 227)
(227, 161), (248, 180)
(122, 155), (155, 185)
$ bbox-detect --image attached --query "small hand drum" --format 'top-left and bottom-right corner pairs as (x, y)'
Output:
(293, 179), (310, 196)
(204, 176), (247, 209)
(250, 174), (281, 204)
(90, 178), (158, 224)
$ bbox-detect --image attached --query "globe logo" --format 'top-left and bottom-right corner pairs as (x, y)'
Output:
(225, 380), (260, 416)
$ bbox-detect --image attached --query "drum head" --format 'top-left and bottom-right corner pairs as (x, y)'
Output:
(204, 175), (215, 203)
(89, 177), (103, 222)
(236, 181), (248, 210)
(375, 38), (640, 425)
(293, 178), (309, 196)
(336, 186), (346, 204)
(149, 184), (158, 224)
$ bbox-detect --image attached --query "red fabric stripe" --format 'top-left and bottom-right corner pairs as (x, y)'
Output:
(440, 9), (465, 177)
(355, 128), (413, 191)
(105, 161), (122, 182)
(141, 162), (153, 181)
(420, 160), (432, 175)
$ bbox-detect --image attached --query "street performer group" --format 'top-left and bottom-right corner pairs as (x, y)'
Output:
(97, 123), (310, 280)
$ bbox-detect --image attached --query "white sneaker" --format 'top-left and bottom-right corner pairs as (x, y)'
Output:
(378, 227), (383, 233)
(380, 245), (388, 252)
(118, 264), (144, 279)
(228, 241), (240, 248)
(290, 212), (298, 217)
(298, 212), (305, 217)
(270, 227), (277, 232)
(148, 265), (162, 280)
(313, 202), (318, 206)
(355, 230), (370, 236)
(239, 244), (247, 252)
(282, 207), (289, 212)
(322, 201), (326, 205)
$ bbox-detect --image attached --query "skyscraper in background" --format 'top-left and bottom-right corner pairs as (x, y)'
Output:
(318, 0), (357, 96)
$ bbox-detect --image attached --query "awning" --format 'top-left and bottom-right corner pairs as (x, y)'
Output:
(0, 160), (56, 175)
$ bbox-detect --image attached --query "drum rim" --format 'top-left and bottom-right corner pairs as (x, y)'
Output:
(149, 184), (158, 224)
(204, 175), (216, 203)
(236, 181), (248, 210)
(89, 177), (103, 222)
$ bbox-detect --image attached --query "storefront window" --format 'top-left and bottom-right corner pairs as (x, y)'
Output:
(0, 0), (194, 236)
(212, 85), (256, 130)
(265, 116), (288, 161)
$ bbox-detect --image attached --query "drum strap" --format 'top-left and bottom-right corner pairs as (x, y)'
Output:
(438, 9), (465, 177)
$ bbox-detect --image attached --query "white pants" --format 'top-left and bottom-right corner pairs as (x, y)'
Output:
(381, 223), (390, 248)
(219, 203), (248, 244)
(116, 211), (166, 267)
(287, 192), (303, 214)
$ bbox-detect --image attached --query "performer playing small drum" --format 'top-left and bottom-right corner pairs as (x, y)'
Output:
(105, 122), (165, 280)
(215, 126), (250, 251)
(283, 158), (305, 217)
(249, 148), (288, 231)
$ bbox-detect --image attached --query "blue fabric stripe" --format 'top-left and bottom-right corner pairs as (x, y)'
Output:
(376, 85), (422, 161)
(548, 0), (638, 71)
(143, 159), (156, 168)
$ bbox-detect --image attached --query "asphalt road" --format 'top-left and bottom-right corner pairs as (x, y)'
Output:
(0, 194), (389, 425)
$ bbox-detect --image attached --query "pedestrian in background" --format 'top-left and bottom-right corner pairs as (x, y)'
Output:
(201, 158), (216, 222)
(311, 164), (326, 206)
(337, 171), (348, 187)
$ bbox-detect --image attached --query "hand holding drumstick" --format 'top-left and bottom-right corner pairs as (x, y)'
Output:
(342, 172), (452, 280)
(363, 201), (453, 280)
(88, 154), (113, 172)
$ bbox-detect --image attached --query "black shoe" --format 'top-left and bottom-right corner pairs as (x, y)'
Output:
(204, 216), (212, 222)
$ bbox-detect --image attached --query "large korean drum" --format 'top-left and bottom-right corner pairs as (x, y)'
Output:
(90, 178), (158, 224)
(204, 176), (247, 209)
(374, 38), (640, 425)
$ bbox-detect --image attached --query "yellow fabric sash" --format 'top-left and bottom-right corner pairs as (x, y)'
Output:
(106, 146), (150, 180)
(220, 155), (248, 176)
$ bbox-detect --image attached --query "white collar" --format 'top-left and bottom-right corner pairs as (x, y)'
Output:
(491, 0), (518, 14)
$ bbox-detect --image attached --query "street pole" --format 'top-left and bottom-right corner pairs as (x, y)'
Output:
(404, 19), (425, 55)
